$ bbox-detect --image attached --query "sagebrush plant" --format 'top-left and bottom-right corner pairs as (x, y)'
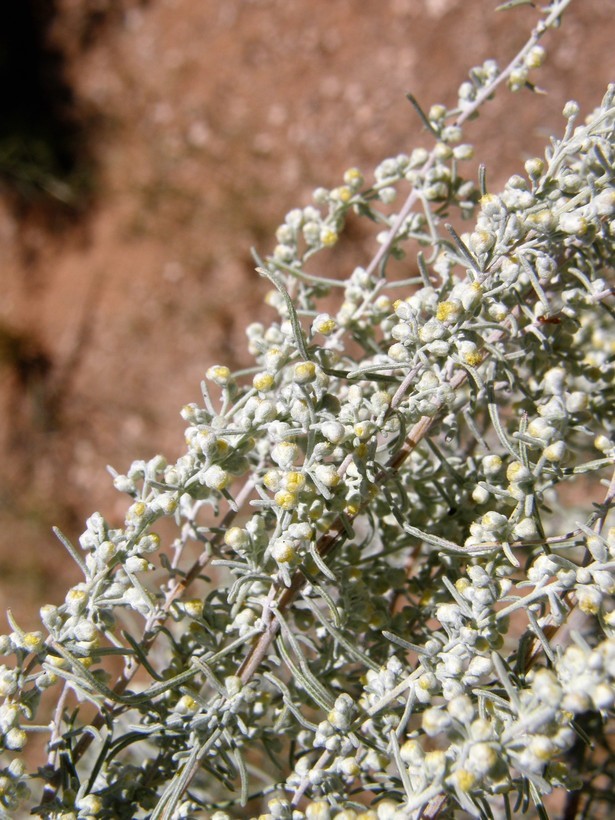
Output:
(1, 1), (614, 817)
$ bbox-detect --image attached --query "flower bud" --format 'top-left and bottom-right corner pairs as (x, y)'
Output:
(202, 465), (231, 491)
(206, 365), (232, 386)
(271, 442), (299, 468)
(312, 313), (337, 336)
(524, 157), (544, 179)
(562, 100), (579, 119)
(293, 361), (317, 385)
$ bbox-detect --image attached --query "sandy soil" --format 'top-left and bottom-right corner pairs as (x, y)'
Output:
(0, 0), (613, 627)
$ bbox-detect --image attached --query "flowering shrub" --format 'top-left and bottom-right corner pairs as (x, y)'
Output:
(1, 0), (614, 817)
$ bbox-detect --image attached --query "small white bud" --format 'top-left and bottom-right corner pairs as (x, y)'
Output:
(562, 100), (580, 119)
(481, 511), (508, 534)
(4, 727), (27, 750)
(594, 434), (612, 453)
(422, 707), (451, 737)
(565, 391), (588, 413)
(205, 365), (232, 386)
(512, 517), (538, 540)
(470, 230), (495, 255)
(524, 157), (544, 179)
(506, 461), (532, 483)
(482, 454), (503, 477)
(312, 313), (337, 336)
(543, 440), (566, 462)
(447, 694), (474, 723)
(293, 361), (317, 384)
(271, 539), (296, 564)
(559, 211), (588, 235)
(527, 418), (557, 443)
(453, 143), (474, 161)
(201, 465), (230, 491)
(543, 367), (567, 395)
(467, 742), (498, 776)
(313, 464), (340, 489)
(524, 45), (545, 69)
(271, 441), (299, 468)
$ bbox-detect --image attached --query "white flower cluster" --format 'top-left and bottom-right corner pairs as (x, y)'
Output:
(0, 2), (613, 817)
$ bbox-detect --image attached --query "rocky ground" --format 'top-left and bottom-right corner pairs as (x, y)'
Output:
(0, 0), (612, 626)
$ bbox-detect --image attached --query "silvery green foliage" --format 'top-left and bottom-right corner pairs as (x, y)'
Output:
(1, 1), (614, 818)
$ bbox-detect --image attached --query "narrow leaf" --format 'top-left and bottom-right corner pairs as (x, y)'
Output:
(53, 526), (88, 576)
(496, 0), (535, 10)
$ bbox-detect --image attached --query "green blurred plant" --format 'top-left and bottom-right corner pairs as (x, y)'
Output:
(1, 1), (613, 817)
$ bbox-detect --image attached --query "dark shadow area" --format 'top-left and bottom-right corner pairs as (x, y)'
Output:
(0, 0), (97, 223)
(70, 0), (151, 50)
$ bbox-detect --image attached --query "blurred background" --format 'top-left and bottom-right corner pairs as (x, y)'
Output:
(0, 0), (613, 628)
